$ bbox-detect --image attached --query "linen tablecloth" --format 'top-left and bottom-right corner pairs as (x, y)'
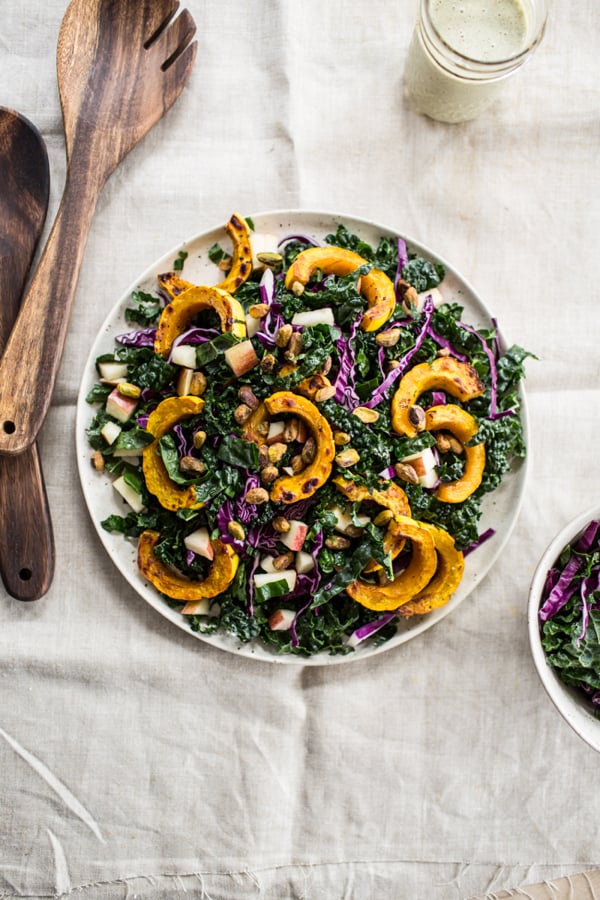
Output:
(1, 1), (599, 898)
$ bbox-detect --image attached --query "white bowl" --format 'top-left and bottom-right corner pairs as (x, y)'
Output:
(528, 505), (600, 753)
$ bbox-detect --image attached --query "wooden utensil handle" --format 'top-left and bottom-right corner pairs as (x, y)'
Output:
(0, 446), (55, 600)
(0, 168), (100, 455)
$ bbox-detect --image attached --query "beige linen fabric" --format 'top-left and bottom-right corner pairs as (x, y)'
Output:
(0, 1), (599, 898)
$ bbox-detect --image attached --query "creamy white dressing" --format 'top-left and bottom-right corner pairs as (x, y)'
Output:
(430, 0), (528, 63)
(403, 0), (540, 123)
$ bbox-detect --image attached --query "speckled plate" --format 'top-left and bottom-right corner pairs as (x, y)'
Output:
(76, 210), (529, 665)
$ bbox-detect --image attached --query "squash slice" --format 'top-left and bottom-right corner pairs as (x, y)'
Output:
(157, 213), (253, 301)
(154, 285), (247, 359)
(263, 391), (335, 503)
(397, 521), (464, 616)
(391, 357), (485, 438)
(142, 396), (205, 511)
(346, 516), (437, 612)
(284, 246), (395, 332)
(425, 404), (486, 503)
(138, 530), (239, 602)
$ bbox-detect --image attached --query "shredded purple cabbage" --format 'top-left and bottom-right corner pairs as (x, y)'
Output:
(458, 321), (498, 419)
(463, 527), (496, 556)
(333, 317), (361, 410)
(395, 238), (409, 289)
(426, 327), (468, 361)
(116, 328), (156, 348)
(349, 610), (397, 647)
(278, 233), (322, 249)
(539, 555), (582, 622)
(364, 295), (435, 409)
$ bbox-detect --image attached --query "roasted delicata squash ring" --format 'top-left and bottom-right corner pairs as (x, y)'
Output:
(142, 396), (205, 511)
(391, 357), (485, 438)
(138, 530), (239, 601)
(333, 476), (411, 517)
(346, 516), (437, 612)
(263, 392), (335, 503)
(157, 271), (194, 299)
(425, 404), (486, 503)
(284, 246), (396, 332)
(154, 285), (247, 358)
(213, 212), (254, 294)
(333, 477), (412, 573)
(397, 521), (464, 617)
(157, 213), (253, 301)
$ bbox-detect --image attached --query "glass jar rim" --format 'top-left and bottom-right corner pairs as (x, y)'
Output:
(419, 0), (548, 81)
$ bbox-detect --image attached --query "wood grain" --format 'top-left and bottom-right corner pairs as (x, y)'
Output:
(0, 109), (54, 600)
(0, 0), (196, 456)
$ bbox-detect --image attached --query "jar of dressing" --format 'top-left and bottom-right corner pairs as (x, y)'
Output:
(403, 0), (548, 123)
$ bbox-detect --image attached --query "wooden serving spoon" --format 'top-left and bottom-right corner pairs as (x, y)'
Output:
(0, 0), (197, 456)
(0, 109), (54, 600)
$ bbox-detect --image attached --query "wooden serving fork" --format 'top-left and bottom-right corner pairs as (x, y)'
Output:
(0, 0), (197, 456)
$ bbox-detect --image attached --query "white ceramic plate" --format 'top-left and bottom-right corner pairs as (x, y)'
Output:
(528, 505), (600, 753)
(76, 210), (529, 665)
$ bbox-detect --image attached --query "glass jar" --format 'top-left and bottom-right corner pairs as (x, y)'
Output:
(403, 0), (549, 124)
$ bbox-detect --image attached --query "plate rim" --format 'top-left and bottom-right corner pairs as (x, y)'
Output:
(76, 208), (530, 665)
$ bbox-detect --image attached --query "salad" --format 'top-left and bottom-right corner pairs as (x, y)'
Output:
(85, 213), (530, 657)
(539, 519), (600, 718)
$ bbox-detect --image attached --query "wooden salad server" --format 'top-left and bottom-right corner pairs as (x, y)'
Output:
(0, 109), (54, 600)
(0, 0), (197, 456)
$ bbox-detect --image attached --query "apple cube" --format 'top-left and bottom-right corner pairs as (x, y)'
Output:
(291, 307), (336, 328)
(101, 420), (122, 445)
(176, 367), (194, 396)
(183, 527), (214, 561)
(180, 598), (220, 617)
(295, 550), (314, 575)
(266, 419), (286, 444)
(253, 569), (297, 596)
(98, 360), (128, 384)
(268, 608), (296, 631)
(112, 475), (145, 514)
(105, 386), (138, 423)
(224, 339), (259, 376)
(330, 505), (370, 535)
(171, 344), (197, 369)
(245, 313), (261, 338)
(260, 555), (277, 573)
(251, 232), (280, 270)
(279, 520), (308, 552)
(400, 447), (438, 488)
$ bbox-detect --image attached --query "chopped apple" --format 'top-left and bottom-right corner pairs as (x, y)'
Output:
(251, 232), (280, 270)
(224, 339), (259, 376)
(98, 360), (128, 383)
(330, 505), (370, 535)
(101, 420), (122, 446)
(291, 307), (336, 328)
(254, 569), (297, 597)
(181, 598), (220, 617)
(105, 386), (138, 423)
(400, 447), (439, 488)
(245, 313), (261, 338)
(183, 527), (214, 561)
(268, 608), (296, 631)
(260, 555), (277, 573)
(295, 551), (314, 575)
(266, 419), (286, 444)
(176, 367), (194, 396)
(112, 475), (145, 514)
(171, 344), (197, 369)
(279, 520), (308, 552)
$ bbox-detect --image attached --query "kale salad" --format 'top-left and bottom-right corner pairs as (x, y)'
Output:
(83, 213), (530, 659)
(539, 519), (600, 718)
